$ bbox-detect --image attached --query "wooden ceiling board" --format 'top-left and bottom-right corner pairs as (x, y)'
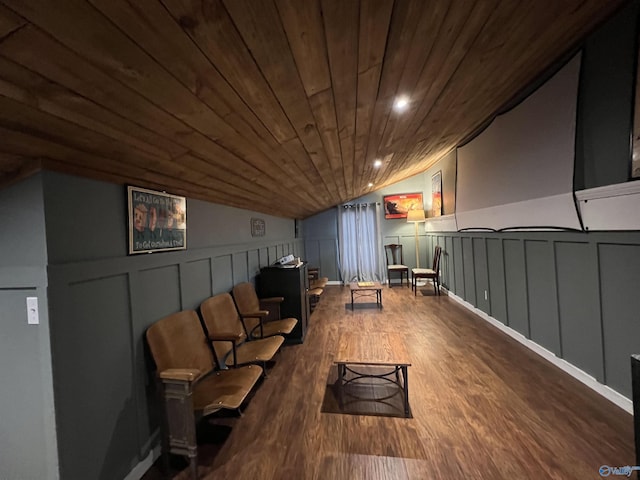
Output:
(354, 0), (394, 193)
(0, 26), (227, 159)
(420, 0), (616, 166)
(0, 23), (317, 213)
(223, 0), (338, 204)
(0, 124), (179, 187)
(0, 3), (23, 39)
(91, 0), (324, 210)
(375, 0), (490, 188)
(415, 1), (533, 146)
(277, 0), (350, 201)
(378, 0), (484, 160)
(322, 0), (360, 200)
(369, 0), (449, 173)
(308, 88), (349, 201)
(3, 0), (319, 209)
(362, 0), (426, 191)
(0, 94), (175, 175)
(162, 0), (296, 143)
(276, 0), (332, 98)
(160, 0), (327, 209)
(0, 0), (627, 219)
(0, 152), (26, 172)
(171, 153), (312, 217)
(0, 59), (180, 161)
(89, 0), (287, 156)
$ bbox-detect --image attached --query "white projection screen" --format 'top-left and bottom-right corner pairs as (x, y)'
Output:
(456, 54), (582, 231)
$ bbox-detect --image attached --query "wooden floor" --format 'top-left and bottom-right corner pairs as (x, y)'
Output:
(144, 285), (635, 480)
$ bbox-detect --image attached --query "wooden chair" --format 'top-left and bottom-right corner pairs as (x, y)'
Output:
(232, 282), (298, 339)
(384, 244), (409, 288)
(146, 310), (262, 479)
(412, 245), (443, 296)
(199, 293), (284, 371)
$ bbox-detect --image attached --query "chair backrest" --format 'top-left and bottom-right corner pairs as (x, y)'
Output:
(146, 310), (214, 378)
(432, 245), (443, 272)
(232, 282), (261, 333)
(384, 244), (404, 266)
(200, 293), (247, 363)
(232, 282), (260, 313)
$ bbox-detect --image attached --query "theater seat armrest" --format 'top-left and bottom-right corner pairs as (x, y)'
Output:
(209, 332), (242, 342)
(159, 368), (201, 383)
(260, 296), (284, 304)
(242, 310), (269, 318)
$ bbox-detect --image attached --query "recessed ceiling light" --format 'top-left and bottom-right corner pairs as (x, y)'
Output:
(368, 182), (374, 187)
(393, 95), (409, 112)
(373, 159), (382, 168)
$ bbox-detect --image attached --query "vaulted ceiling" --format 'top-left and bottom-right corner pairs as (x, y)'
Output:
(0, 0), (625, 219)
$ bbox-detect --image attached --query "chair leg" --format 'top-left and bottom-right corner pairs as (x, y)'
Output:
(189, 456), (198, 480)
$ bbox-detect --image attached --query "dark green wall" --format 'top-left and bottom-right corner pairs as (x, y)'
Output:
(41, 171), (300, 480)
(0, 174), (58, 480)
(426, 231), (640, 398)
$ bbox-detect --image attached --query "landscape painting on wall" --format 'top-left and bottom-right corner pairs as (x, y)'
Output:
(383, 192), (424, 219)
(127, 186), (186, 254)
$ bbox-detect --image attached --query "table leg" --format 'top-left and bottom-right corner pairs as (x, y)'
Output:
(351, 291), (354, 310)
(338, 363), (345, 408)
(401, 365), (409, 416)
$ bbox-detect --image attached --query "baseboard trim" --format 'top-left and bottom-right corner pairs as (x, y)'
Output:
(446, 290), (633, 415)
(123, 446), (161, 480)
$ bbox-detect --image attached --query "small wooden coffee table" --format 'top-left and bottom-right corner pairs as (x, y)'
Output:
(349, 281), (383, 309)
(334, 332), (411, 416)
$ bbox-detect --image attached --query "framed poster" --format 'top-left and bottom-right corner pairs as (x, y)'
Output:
(127, 186), (186, 254)
(251, 218), (266, 237)
(383, 192), (424, 219)
(432, 171), (443, 217)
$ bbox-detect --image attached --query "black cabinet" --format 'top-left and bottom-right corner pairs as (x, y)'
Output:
(258, 264), (310, 343)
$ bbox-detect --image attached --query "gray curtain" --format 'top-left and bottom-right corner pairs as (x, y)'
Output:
(337, 203), (385, 284)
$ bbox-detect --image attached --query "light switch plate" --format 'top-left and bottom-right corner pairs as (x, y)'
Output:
(26, 297), (39, 325)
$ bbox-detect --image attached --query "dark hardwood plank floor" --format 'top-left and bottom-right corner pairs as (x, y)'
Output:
(144, 285), (634, 480)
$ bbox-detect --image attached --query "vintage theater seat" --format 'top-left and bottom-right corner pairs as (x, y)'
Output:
(232, 282), (298, 339)
(199, 293), (284, 371)
(146, 309), (262, 479)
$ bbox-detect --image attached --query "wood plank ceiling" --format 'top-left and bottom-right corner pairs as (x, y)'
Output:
(0, 0), (625, 219)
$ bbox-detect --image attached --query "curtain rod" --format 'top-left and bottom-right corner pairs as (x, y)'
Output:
(341, 202), (380, 208)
